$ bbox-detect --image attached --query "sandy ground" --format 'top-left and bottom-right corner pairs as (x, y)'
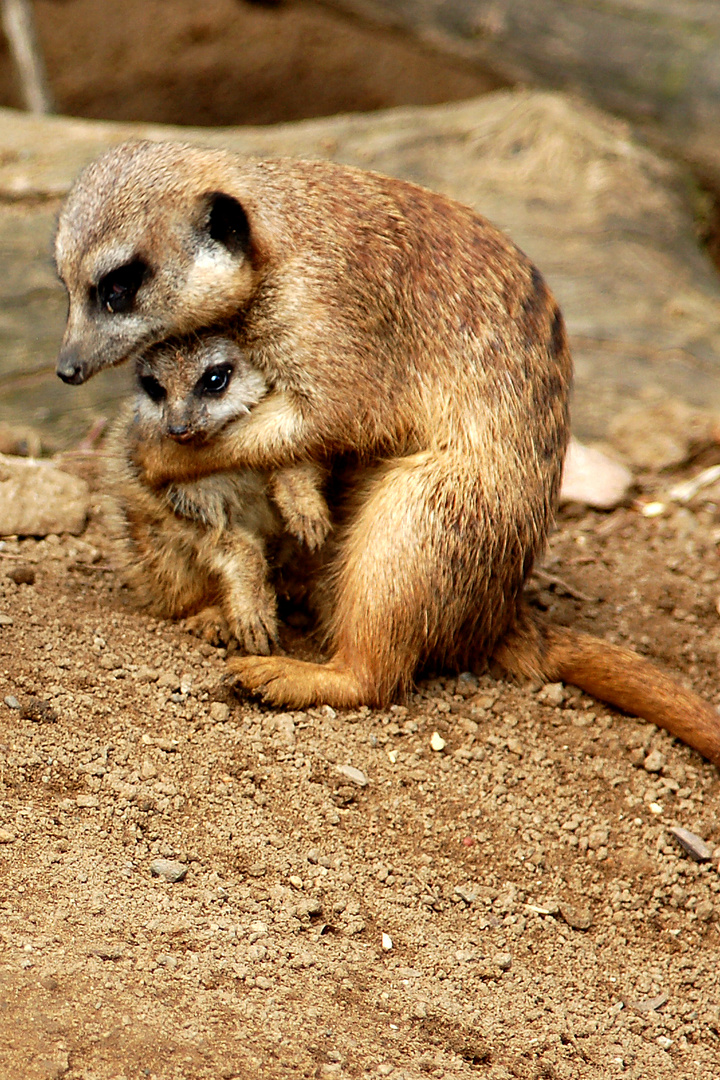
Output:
(1, 437), (720, 1080)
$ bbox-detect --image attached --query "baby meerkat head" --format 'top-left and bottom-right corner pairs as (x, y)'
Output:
(134, 334), (268, 444)
(55, 140), (261, 385)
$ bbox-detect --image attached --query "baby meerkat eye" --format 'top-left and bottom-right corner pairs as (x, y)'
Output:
(138, 374), (166, 403)
(97, 258), (148, 314)
(196, 363), (233, 396)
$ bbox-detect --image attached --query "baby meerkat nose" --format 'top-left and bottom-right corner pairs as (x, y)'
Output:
(166, 423), (194, 442)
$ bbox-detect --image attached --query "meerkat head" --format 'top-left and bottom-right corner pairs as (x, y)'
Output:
(134, 334), (268, 444)
(55, 141), (261, 385)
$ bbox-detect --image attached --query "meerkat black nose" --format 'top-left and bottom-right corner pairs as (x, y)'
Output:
(167, 424), (193, 442)
(56, 349), (86, 385)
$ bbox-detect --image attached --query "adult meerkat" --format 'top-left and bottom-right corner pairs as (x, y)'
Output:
(106, 332), (331, 654)
(56, 140), (720, 764)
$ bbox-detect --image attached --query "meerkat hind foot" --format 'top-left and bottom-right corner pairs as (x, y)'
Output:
(227, 655), (364, 709)
(185, 606), (231, 647)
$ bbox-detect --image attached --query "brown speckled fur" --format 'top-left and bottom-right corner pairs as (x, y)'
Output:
(58, 143), (720, 763)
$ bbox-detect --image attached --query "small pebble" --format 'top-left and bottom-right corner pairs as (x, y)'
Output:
(668, 826), (712, 862)
(455, 671), (479, 696)
(0, 613), (14, 626)
(430, 732), (446, 752)
(297, 897), (323, 917)
(381, 933), (393, 951)
(559, 903), (593, 930)
(539, 682), (565, 706)
(639, 501), (665, 518)
(210, 701), (230, 722)
(559, 437), (632, 509)
(336, 764), (368, 787)
(3, 695), (20, 709)
(157, 671), (179, 689)
(496, 953), (512, 971)
(0, 827), (16, 843)
(7, 566), (35, 586)
(20, 697), (58, 723)
(695, 899), (714, 922)
(75, 795), (99, 808)
(643, 750), (665, 773)
(150, 858), (188, 883)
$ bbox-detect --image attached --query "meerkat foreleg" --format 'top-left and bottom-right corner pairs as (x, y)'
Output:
(269, 463), (331, 551)
(195, 527), (280, 656)
(135, 390), (327, 487)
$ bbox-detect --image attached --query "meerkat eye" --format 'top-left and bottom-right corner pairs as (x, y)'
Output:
(196, 363), (232, 396)
(138, 374), (166, 403)
(97, 258), (148, 314)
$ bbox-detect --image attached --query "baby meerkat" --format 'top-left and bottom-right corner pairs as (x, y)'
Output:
(58, 141), (720, 763)
(105, 332), (331, 654)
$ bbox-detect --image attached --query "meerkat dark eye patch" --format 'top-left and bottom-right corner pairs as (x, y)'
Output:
(138, 374), (166, 403)
(97, 258), (148, 314)
(206, 193), (250, 256)
(196, 363), (233, 397)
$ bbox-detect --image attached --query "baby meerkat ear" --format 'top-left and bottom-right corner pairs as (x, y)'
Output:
(203, 192), (251, 256)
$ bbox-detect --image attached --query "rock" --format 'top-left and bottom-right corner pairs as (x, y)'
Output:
(628, 992), (668, 1015)
(335, 764), (368, 787)
(560, 437), (632, 509)
(496, 952), (513, 971)
(209, 701), (230, 722)
(0, 613), (13, 626)
(455, 671), (479, 697)
(643, 750), (666, 773)
(3, 695), (20, 709)
(668, 826), (713, 862)
(0, 827), (16, 842)
(454, 885), (478, 904)
(7, 565), (35, 585)
(274, 713), (296, 746)
(3, 92), (720, 445)
(20, 696), (57, 723)
(430, 732), (446, 752)
(608, 399), (713, 471)
(559, 903), (593, 930)
(539, 682), (565, 707)
(695, 899), (714, 922)
(0, 453), (89, 536)
(150, 858), (188, 883)
(297, 897), (323, 917)
(75, 795), (99, 808)
(324, 0), (720, 195)
(0, 422), (43, 457)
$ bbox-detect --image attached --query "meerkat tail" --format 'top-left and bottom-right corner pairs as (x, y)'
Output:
(494, 616), (720, 766)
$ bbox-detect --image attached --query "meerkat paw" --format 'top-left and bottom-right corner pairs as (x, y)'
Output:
(185, 606), (231, 646)
(227, 605), (280, 657)
(226, 655), (364, 708)
(284, 505), (333, 551)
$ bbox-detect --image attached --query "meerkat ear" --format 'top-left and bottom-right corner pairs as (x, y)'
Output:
(203, 192), (250, 256)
